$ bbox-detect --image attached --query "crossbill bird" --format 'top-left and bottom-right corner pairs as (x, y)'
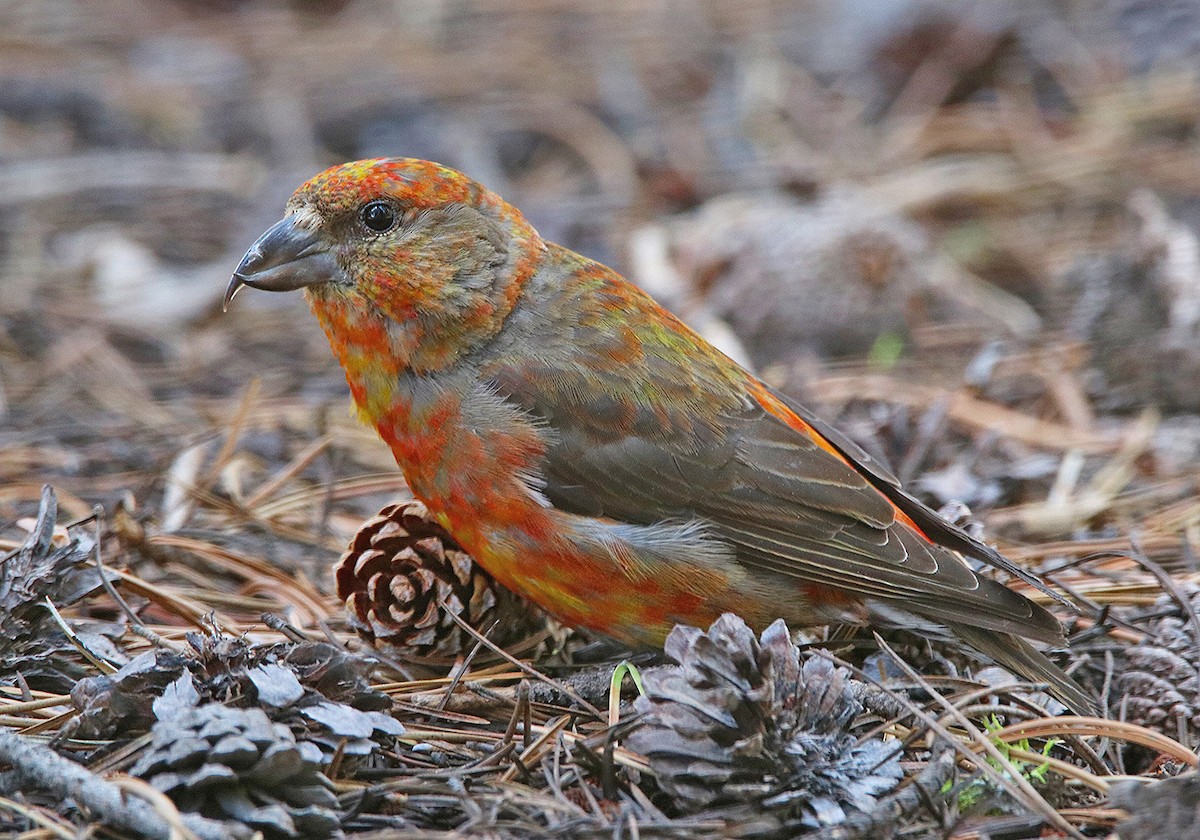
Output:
(226, 158), (1094, 714)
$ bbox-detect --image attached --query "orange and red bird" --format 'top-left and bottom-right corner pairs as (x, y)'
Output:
(226, 158), (1093, 713)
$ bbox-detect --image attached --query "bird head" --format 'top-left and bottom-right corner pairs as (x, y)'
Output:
(225, 158), (543, 367)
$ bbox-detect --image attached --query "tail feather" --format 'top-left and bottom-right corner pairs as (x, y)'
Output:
(950, 622), (1098, 716)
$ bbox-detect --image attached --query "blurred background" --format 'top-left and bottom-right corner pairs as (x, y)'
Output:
(2, 0), (1200, 573)
(5, 6), (1200, 835)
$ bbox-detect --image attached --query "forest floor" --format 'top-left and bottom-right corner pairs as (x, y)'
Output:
(3, 2), (1200, 837)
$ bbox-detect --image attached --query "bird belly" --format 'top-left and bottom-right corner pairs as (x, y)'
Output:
(470, 538), (715, 647)
(452, 511), (857, 648)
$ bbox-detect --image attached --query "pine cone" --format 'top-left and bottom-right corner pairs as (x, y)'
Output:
(1112, 774), (1200, 840)
(1, 486), (115, 692)
(335, 501), (546, 662)
(665, 190), (926, 366)
(626, 614), (903, 838)
(131, 690), (340, 838)
(1118, 589), (1200, 744)
(272, 642), (391, 710)
(69, 649), (191, 740)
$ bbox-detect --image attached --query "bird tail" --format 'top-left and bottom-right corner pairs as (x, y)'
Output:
(949, 622), (1098, 716)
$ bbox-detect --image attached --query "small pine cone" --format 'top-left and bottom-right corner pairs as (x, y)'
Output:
(131, 700), (339, 838)
(1118, 589), (1200, 744)
(1112, 774), (1200, 840)
(626, 614), (903, 837)
(335, 501), (546, 661)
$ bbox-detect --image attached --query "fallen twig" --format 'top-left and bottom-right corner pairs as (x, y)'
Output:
(0, 727), (239, 840)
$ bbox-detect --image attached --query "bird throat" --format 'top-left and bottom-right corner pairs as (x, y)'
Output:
(305, 277), (549, 536)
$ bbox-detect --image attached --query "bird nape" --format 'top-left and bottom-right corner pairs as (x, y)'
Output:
(225, 157), (1096, 715)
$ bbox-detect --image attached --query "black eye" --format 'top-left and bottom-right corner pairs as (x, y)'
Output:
(360, 201), (397, 232)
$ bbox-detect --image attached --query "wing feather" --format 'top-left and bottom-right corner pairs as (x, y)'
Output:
(483, 293), (1065, 645)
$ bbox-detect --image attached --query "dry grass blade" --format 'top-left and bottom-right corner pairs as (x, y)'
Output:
(146, 534), (334, 626)
(0, 696), (70, 716)
(20, 709), (78, 736)
(443, 608), (603, 719)
(557, 727), (651, 774)
(987, 745), (1109, 793)
(110, 776), (201, 840)
(109, 568), (242, 633)
(1055, 807), (1125, 830)
(989, 717), (1199, 767)
(869, 636), (1084, 839)
(197, 377), (262, 496)
(808, 374), (1122, 453)
(0, 796), (78, 839)
(989, 410), (1158, 535)
(243, 433), (334, 509)
(252, 473), (411, 520)
(0, 151), (262, 205)
(42, 598), (116, 675)
(500, 715), (572, 783)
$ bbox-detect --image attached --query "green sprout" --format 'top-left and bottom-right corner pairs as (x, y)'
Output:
(941, 714), (1062, 812)
(608, 661), (646, 726)
(868, 331), (905, 369)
